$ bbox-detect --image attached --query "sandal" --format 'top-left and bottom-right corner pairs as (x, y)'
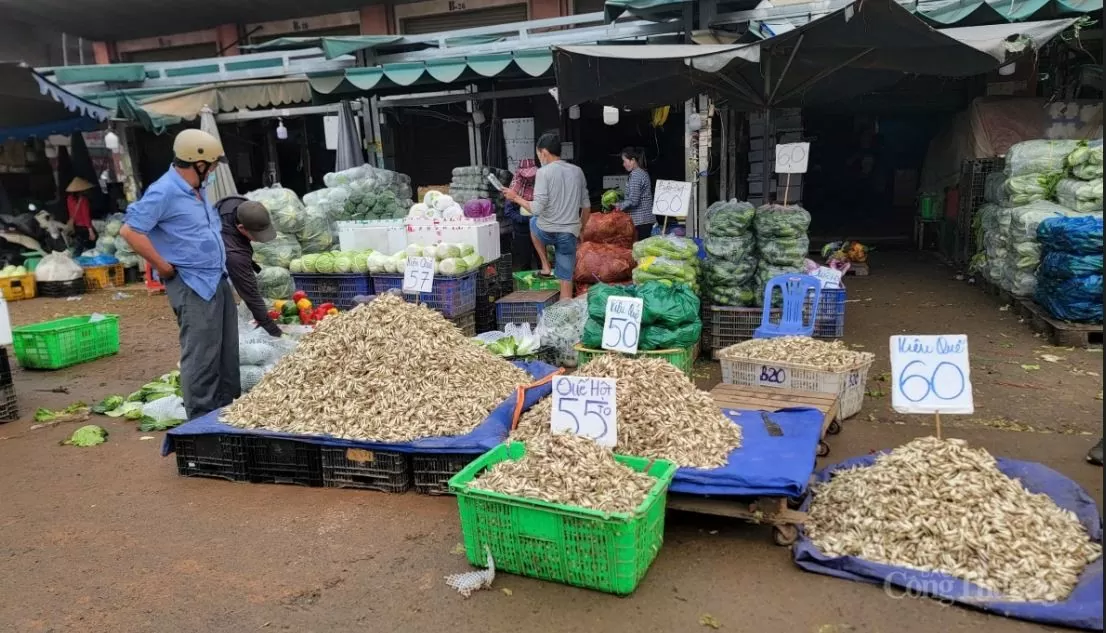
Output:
(536, 271), (556, 278)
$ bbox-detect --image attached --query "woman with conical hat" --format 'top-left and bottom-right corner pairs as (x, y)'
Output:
(65, 176), (96, 252)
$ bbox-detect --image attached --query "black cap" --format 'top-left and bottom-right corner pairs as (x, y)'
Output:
(237, 201), (276, 243)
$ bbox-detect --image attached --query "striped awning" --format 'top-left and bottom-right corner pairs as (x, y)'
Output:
(307, 49), (554, 95)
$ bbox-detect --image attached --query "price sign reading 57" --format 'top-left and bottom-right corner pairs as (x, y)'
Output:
(550, 376), (618, 448)
(889, 334), (974, 415)
(402, 256), (435, 294)
(602, 296), (643, 354)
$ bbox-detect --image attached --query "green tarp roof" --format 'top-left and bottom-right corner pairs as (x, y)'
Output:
(243, 36), (404, 60)
(307, 48), (554, 95)
(53, 63), (148, 84)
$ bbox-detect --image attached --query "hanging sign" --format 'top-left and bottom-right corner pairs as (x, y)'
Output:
(651, 180), (693, 217)
(775, 142), (810, 174)
(550, 376), (618, 448)
(402, 256), (435, 294)
(601, 296), (643, 354)
(890, 335), (974, 415)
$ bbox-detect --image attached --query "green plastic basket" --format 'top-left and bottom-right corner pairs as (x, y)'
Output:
(12, 314), (120, 369)
(574, 343), (697, 377)
(449, 442), (677, 595)
(513, 270), (561, 291)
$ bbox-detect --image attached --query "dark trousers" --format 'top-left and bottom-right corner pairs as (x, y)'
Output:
(511, 222), (539, 271)
(165, 276), (240, 420)
(635, 223), (655, 241)
(74, 226), (96, 253)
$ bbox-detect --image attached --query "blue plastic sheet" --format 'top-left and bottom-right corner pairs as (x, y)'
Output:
(161, 361), (557, 457)
(1040, 252), (1104, 280)
(1038, 215), (1103, 255)
(670, 407), (824, 497)
(794, 454), (1104, 631)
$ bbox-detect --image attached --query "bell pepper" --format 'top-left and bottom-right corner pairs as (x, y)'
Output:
(268, 309), (281, 321)
(292, 290), (308, 303)
(273, 299), (287, 313)
(317, 302), (335, 313)
(299, 308), (316, 325)
(326, 308), (339, 317)
(296, 297), (313, 312)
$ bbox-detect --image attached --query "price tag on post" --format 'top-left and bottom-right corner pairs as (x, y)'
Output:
(774, 142), (810, 174)
(402, 256), (435, 294)
(550, 376), (618, 447)
(651, 180), (693, 217)
(756, 364), (792, 388)
(889, 335), (974, 415)
(602, 296), (643, 354)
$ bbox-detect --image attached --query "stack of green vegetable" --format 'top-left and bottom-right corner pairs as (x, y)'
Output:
(631, 235), (700, 292)
(94, 371), (187, 432)
(246, 186), (306, 235)
(1065, 141), (1104, 181)
(364, 243), (483, 276)
(291, 250), (376, 275)
(703, 199), (757, 306)
(257, 265), (296, 299)
(1001, 140), (1082, 207)
(1002, 200), (1078, 296)
(752, 204), (810, 305)
(580, 282), (700, 351)
(601, 189), (623, 211)
(449, 165), (510, 207)
(1054, 178), (1103, 214)
(252, 233), (302, 269)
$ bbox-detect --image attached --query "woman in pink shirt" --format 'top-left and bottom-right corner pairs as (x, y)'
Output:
(65, 177), (96, 252)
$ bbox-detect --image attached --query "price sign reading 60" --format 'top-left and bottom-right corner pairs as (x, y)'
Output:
(889, 335), (974, 415)
(550, 376), (618, 447)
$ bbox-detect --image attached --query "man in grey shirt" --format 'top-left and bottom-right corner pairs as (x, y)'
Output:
(505, 132), (590, 300)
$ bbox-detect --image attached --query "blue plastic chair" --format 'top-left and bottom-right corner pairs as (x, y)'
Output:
(753, 274), (822, 339)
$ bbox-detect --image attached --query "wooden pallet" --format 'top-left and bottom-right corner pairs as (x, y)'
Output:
(667, 494), (807, 546)
(1019, 299), (1103, 348)
(710, 383), (841, 446)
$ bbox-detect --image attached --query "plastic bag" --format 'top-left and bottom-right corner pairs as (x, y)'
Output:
(753, 204), (811, 239)
(704, 255), (757, 286)
(246, 186), (306, 235)
(296, 205), (335, 254)
(1036, 275), (1104, 323)
(256, 266), (295, 300)
(1039, 252), (1103, 280)
(534, 297), (588, 367)
(581, 318), (604, 348)
(708, 283), (756, 307)
(587, 284), (637, 321)
(1065, 141), (1103, 180)
(574, 243), (635, 284)
(634, 255), (698, 286)
(34, 251), (84, 282)
(251, 232), (302, 268)
(579, 211), (635, 249)
(703, 236), (755, 262)
(240, 366), (266, 392)
(141, 396), (187, 425)
(639, 321), (701, 351)
(1037, 215), (1103, 255)
(1054, 178), (1103, 214)
(1004, 172), (1062, 206)
(631, 235), (699, 262)
(637, 281), (699, 328)
(1004, 140), (1084, 177)
(705, 199), (755, 237)
(757, 236), (810, 267)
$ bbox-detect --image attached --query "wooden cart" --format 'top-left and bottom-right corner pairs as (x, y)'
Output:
(710, 384), (841, 457)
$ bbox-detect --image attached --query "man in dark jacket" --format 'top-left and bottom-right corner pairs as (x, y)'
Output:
(216, 196), (282, 338)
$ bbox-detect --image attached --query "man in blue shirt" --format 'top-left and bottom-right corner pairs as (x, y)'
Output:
(120, 129), (239, 420)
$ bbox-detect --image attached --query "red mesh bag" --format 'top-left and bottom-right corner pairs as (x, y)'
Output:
(574, 243), (635, 284)
(580, 211), (636, 249)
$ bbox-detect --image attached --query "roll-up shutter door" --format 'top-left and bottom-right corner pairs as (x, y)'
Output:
(401, 4), (529, 35)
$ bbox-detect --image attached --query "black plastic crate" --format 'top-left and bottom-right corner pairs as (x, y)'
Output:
(957, 157), (1004, 267)
(476, 259), (502, 299)
(124, 266), (140, 285)
(450, 311), (476, 337)
(174, 434), (249, 482)
(0, 347), (13, 388)
(245, 437), (323, 487)
(321, 446), (411, 493)
(495, 290), (558, 328)
(0, 383), (18, 423)
(291, 273), (372, 310)
(38, 278), (86, 298)
(412, 453), (479, 495)
(497, 253), (513, 286)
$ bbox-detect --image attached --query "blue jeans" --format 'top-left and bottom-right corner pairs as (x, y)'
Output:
(529, 217), (577, 282)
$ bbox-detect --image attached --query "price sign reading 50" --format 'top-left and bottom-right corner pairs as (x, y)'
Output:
(550, 376), (618, 448)
(889, 335), (974, 415)
(602, 296), (643, 354)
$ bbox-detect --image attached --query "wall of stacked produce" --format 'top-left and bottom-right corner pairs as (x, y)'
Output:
(449, 166), (512, 209)
(222, 294), (530, 441)
(806, 437), (1101, 603)
(703, 200), (757, 306)
(580, 282), (701, 352)
(1035, 215), (1103, 323)
(752, 204), (812, 306)
(513, 355), (743, 468)
(575, 211), (636, 284)
(972, 140), (1103, 301)
(86, 213), (143, 269)
(631, 235), (701, 292)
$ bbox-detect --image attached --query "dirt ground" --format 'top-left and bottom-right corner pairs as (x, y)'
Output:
(0, 251), (1101, 633)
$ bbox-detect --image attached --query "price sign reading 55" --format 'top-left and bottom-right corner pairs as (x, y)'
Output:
(550, 376), (618, 447)
(602, 296), (643, 354)
(889, 335), (974, 415)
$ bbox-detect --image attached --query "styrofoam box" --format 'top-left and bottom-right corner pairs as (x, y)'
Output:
(337, 220), (407, 254)
(404, 219), (501, 262)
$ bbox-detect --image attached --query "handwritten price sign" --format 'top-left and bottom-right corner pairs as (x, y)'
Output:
(889, 335), (974, 415)
(602, 296), (643, 354)
(651, 180), (692, 217)
(402, 256), (435, 294)
(550, 376), (618, 447)
(756, 364), (792, 388)
(774, 142), (810, 174)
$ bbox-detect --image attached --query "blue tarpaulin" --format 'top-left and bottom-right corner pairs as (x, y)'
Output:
(794, 454), (1104, 631)
(670, 407), (824, 497)
(162, 360), (557, 457)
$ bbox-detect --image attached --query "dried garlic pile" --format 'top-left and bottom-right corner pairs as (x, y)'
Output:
(717, 336), (873, 371)
(513, 356), (742, 468)
(222, 294), (529, 441)
(806, 437), (1102, 602)
(472, 434), (656, 514)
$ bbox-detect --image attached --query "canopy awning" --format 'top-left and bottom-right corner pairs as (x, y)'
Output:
(0, 62), (111, 140)
(307, 49), (554, 96)
(555, 1), (1075, 110)
(53, 63), (149, 85)
(243, 36), (404, 60)
(137, 78), (313, 120)
(605, 0), (692, 21)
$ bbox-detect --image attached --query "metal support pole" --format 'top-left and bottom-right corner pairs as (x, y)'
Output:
(696, 94), (711, 237)
(762, 54), (773, 205)
(360, 97), (376, 168)
(719, 105), (729, 205)
(369, 96), (384, 169)
(465, 84), (483, 166)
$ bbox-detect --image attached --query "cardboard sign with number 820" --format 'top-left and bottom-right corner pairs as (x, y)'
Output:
(602, 296), (643, 354)
(402, 256), (435, 294)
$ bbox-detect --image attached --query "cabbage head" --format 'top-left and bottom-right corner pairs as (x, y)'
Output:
(334, 255), (353, 273)
(314, 252), (336, 274)
(352, 252), (370, 273)
(257, 266), (295, 299)
(289, 258), (304, 273)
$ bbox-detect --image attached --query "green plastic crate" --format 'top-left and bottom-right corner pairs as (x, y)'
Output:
(513, 270), (561, 291)
(12, 314), (120, 369)
(574, 343), (697, 377)
(449, 442), (677, 595)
